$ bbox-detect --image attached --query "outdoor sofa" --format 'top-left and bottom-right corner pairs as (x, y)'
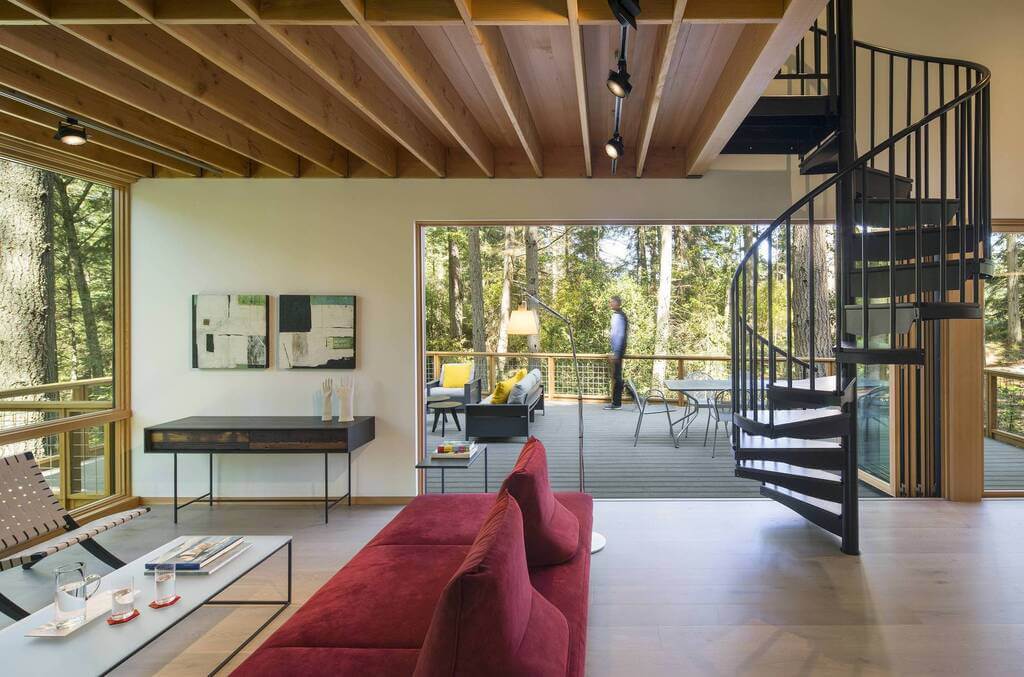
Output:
(464, 367), (545, 440)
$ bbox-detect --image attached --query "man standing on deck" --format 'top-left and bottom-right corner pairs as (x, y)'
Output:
(604, 295), (629, 410)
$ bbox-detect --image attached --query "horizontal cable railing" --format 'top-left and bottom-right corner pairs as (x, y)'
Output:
(984, 368), (1024, 449)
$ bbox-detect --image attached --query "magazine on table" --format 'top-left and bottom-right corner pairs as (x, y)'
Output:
(430, 441), (480, 460)
(145, 536), (247, 572)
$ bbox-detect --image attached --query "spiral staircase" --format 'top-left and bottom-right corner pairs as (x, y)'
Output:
(726, 0), (991, 555)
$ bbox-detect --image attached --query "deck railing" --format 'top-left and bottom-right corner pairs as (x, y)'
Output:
(0, 377), (114, 508)
(426, 351), (836, 403)
(985, 368), (1024, 449)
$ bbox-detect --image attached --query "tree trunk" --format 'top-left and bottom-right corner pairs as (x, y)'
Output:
(42, 173), (58, 387)
(446, 230), (464, 341)
(791, 224), (832, 360)
(549, 227), (562, 299)
(0, 161), (48, 451)
(1008, 235), (1022, 346)
(53, 177), (105, 378)
(635, 226), (648, 283)
(495, 228), (514, 369)
(524, 226), (540, 366)
(652, 224), (674, 385)
(467, 228), (487, 387)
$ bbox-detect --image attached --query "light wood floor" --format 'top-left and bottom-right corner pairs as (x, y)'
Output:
(4, 499), (1024, 675)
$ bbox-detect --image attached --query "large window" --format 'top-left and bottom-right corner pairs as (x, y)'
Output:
(0, 159), (128, 510)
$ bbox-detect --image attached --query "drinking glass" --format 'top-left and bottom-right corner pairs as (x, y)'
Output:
(109, 574), (136, 622)
(153, 562), (176, 605)
(53, 561), (101, 630)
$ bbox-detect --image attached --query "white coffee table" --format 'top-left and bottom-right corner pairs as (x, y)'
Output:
(0, 535), (291, 676)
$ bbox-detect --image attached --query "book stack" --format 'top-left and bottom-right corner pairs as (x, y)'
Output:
(145, 536), (251, 575)
(430, 440), (480, 461)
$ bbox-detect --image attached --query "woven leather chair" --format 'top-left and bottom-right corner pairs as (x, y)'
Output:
(0, 451), (150, 620)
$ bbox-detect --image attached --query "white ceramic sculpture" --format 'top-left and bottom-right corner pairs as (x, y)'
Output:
(337, 375), (355, 422)
(321, 378), (334, 422)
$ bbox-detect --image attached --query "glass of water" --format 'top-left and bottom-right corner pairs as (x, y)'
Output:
(53, 561), (101, 630)
(153, 562), (176, 606)
(109, 574), (136, 622)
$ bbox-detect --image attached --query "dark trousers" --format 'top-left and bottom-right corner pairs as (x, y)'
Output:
(610, 356), (624, 406)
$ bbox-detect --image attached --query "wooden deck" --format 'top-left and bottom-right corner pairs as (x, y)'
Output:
(424, 400), (884, 498)
(985, 435), (1024, 490)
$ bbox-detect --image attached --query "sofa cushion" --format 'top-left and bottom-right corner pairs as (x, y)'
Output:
(529, 492), (593, 677)
(441, 363), (473, 388)
(508, 368), (542, 404)
(414, 492), (569, 677)
(428, 386), (465, 399)
(491, 368), (526, 404)
(502, 437), (580, 566)
(233, 647), (420, 676)
(369, 494), (496, 547)
(257, 543), (470, 651)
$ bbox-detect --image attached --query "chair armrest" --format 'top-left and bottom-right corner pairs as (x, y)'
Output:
(464, 377), (484, 404)
(426, 379), (439, 394)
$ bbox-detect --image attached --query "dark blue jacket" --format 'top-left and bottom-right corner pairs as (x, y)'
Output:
(610, 310), (629, 357)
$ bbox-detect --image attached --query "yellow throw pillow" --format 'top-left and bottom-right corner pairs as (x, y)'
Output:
(491, 369), (527, 404)
(441, 363), (473, 388)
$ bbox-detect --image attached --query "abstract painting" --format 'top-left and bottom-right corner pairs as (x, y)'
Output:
(279, 295), (357, 369)
(191, 294), (269, 369)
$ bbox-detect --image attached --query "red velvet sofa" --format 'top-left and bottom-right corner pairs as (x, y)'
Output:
(234, 440), (592, 677)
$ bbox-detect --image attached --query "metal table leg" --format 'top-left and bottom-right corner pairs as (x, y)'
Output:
(324, 452), (329, 524)
(441, 467), (446, 494)
(173, 452), (178, 524)
(484, 446), (489, 492)
(347, 451), (352, 506)
(209, 452), (214, 506)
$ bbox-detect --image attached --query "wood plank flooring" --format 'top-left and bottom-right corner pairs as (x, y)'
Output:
(4, 499), (1024, 675)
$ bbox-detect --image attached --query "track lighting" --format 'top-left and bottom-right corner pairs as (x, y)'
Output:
(606, 65), (632, 98)
(54, 118), (87, 146)
(605, 134), (624, 159)
(608, 0), (641, 29)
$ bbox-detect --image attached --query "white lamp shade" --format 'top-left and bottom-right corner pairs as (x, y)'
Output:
(507, 306), (540, 336)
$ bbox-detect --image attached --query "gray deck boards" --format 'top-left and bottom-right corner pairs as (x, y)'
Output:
(424, 401), (885, 498)
(985, 436), (1024, 490)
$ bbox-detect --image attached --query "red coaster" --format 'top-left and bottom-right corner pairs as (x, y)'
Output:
(106, 608), (140, 625)
(149, 595), (181, 609)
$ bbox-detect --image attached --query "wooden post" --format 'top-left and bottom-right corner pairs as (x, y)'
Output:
(487, 356), (497, 393)
(432, 354), (441, 382)
(940, 316), (985, 502)
(986, 371), (998, 438)
(547, 356), (556, 396)
(676, 358), (686, 405)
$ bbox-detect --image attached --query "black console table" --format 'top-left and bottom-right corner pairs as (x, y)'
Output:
(144, 416), (375, 523)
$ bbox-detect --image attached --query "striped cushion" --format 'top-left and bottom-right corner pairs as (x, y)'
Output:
(0, 507), (149, 572)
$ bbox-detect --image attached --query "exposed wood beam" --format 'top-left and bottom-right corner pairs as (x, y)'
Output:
(684, 0), (826, 176)
(453, 0), (543, 176)
(229, 0), (446, 176)
(0, 24), (299, 176)
(635, 0), (687, 177)
(0, 135), (140, 185)
(566, 0), (591, 176)
(0, 0), (786, 25)
(118, 0), (398, 176)
(0, 95), (199, 175)
(0, 49), (251, 176)
(337, 0), (495, 177)
(0, 109), (153, 176)
(4, 6), (350, 175)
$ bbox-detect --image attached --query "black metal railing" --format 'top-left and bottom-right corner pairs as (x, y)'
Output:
(731, 13), (991, 430)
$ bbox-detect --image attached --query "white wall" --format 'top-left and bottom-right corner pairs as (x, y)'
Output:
(130, 173), (791, 499)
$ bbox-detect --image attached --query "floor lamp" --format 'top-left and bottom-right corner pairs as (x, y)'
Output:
(508, 291), (607, 554)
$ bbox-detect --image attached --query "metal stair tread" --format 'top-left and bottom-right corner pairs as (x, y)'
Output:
(738, 431), (841, 449)
(738, 406), (842, 424)
(737, 459), (841, 482)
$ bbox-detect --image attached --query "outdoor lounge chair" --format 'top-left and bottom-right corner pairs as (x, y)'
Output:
(626, 379), (684, 449)
(0, 451), (150, 620)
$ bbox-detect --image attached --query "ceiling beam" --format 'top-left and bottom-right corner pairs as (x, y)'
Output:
(118, 0), (398, 176)
(0, 135), (141, 185)
(453, 0), (542, 176)
(684, 0), (826, 176)
(0, 24), (300, 176)
(35, 22), (349, 176)
(635, 0), (687, 177)
(0, 49), (252, 176)
(566, 1), (591, 176)
(0, 95), (199, 175)
(0, 109), (153, 176)
(228, 0), (446, 176)
(0, 0), (786, 25)
(337, 0), (495, 177)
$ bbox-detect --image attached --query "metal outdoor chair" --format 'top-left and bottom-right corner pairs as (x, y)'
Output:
(0, 451), (150, 620)
(626, 379), (682, 449)
(705, 389), (733, 457)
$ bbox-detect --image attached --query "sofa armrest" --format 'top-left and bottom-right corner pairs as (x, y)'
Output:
(426, 379), (439, 395)
(464, 377), (484, 405)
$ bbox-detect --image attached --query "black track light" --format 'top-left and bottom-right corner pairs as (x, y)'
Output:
(54, 118), (87, 146)
(606, 66), (632, 98)
(608, 0), (641, 28)
(605, 134), (624, 159)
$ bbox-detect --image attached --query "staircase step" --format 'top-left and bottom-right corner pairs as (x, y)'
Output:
(799, 131), (838, 174)
(800, 146), (914, 200)
(767, 374), (852, 407)
(723, 95), (836, 155)
(735, 461), (843, 502)
(849, 260), (992, 298)
(735, 433), (845, 470)
(844, 302), (982, 336)
(734, 407), (850, 439)
(858, 198), (959, 228)
(852, 224), (980, 261)
(835, 345), (925, 365)
(760, 485), (843, 537)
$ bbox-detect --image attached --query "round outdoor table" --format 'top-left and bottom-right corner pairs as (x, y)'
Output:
(428, 400), (462, 437)
(425, 395), (450, 403)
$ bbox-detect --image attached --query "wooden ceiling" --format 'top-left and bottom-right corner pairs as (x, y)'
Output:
(0, 0), (826, 182)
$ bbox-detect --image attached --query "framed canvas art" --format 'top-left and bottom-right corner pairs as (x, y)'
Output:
(191, 294), (269, 369)
(279, 295), (357, 369)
